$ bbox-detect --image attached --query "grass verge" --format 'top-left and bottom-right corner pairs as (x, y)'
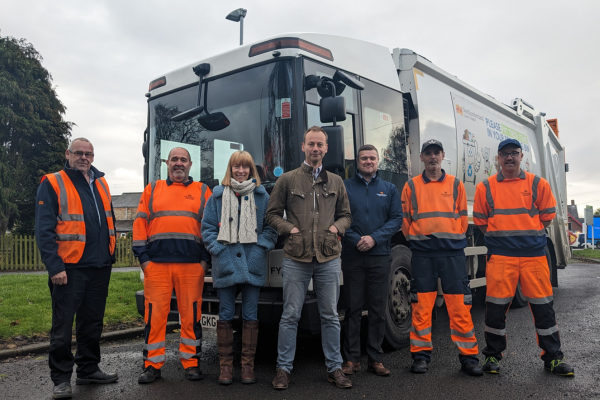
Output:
(0, 271), (143, 341)
(572, 249), (600, 260)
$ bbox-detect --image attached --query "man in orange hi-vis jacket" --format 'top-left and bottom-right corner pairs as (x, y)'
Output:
(402, 139), (482, 377)
(133, 147), (212, 384)
(474, 138), (574, 377)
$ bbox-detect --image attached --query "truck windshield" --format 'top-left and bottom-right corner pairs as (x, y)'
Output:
(148, 60), (295, 189)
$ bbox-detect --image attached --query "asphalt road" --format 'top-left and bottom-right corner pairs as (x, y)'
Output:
(1, 262), (599, 399)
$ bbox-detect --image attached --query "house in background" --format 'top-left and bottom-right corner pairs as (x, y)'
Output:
(112, 192), (142, 237)
(567, 199), (583, 232)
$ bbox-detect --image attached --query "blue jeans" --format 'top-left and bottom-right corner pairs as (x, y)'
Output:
(276, 257), (343, 373)
(217, 284), (261, 321)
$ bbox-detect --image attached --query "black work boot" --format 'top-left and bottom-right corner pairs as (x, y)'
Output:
(461, 362), (483, 376)
(138, 365), (161, 384)
(482, 357), (500, 374)
(185, 367), (204, 381)
(76, 370), (119, 385)
(52, 382), (72, 399)
(544, 359), (575, 377)
(411, 359), (429, 373)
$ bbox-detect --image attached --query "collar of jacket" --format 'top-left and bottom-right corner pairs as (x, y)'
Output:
(211, 184), (267, 198)
(301, 163), (328, 183)
(63, 161), (105, 181)
(166, 176), (195, 186)
(497, 169), (526, 182)
(421, 168), (446, 183)
(354, 171), (379, 185)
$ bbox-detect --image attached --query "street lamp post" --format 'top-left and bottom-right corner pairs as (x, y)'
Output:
(225, 8), (247, 46)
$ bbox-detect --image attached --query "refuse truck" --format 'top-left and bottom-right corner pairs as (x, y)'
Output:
(136, 33), (571, 349)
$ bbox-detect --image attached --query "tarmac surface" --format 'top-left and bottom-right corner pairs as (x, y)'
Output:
(1, 262), (599, 399)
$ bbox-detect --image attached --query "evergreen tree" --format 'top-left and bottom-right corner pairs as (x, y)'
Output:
(0, 36), (71, 234)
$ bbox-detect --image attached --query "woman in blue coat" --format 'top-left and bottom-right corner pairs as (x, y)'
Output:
(202, 151), (277, 385)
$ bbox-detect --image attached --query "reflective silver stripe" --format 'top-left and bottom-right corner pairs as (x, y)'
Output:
(492, 207), (539, 216)
(410, 339), (432, 347)
(410, 326), (432, 336)
(403, 212), (411, 218)
(483, 178), (494, 211)
(57, 234), (86, 242)
(148, 232), (202, 243)
(415, 211), (460, 219)
(199, 184), (208, 219)
(454, 340), (478, 349)
(486, 295), (513, 305)
(104, 210), (112, 218)
(144, 354), (165, 363)
(432, 232), (466, 240)
(526, 296), (554, 305)
(136, 211), (148, 220)
(148, 181), (157, 220)
(143, 341), (165, 351)
(108, 229), (115, 236)
(406, 234), (431, 241)
(473, 212), (487, 220)
(540, 207), (556, 215)
(152, 210), (201, 220)
(485, 229), (546, 237)
(453, 176), (460, 208)
(179, 351), (199, 360)
(536, 326), (559, 336)
(531, 175), (540, 211)
(180, 337), (202, 346)
(53, 172), (85, 222)
(464, 294), (472, 303)
(459, 210), (468, 216)
(451, 328), (475, 338)
(132, 240), (147, 247)
(407, 179), (418, 221)
(485, 325), (506, 336)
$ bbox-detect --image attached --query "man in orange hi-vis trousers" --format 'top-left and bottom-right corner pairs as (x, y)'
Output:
(474, 138), (574, 377)
(133, 147), (212, 384)
(402, 140), (482, 377)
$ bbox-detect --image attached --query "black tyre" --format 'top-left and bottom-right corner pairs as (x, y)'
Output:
(596, 240), (600, 249)
(383, 245), (412, 350)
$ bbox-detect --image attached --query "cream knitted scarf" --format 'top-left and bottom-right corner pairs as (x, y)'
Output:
(217, 179), (257, 244)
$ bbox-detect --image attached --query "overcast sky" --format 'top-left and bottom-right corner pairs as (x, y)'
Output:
(2, 0), (599, 216)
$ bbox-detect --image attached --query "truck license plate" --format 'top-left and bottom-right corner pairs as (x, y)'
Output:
(201, 314), (219, 329)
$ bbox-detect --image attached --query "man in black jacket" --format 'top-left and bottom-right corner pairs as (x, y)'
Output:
(35, 138), (118, 399)
(341, 144), (402, 376)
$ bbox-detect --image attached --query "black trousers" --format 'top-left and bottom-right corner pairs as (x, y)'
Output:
(341, 254), (391, 363)
(48, 266), (112, 384)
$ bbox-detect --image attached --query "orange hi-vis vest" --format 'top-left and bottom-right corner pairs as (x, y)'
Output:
(42, 171), (116, 263)
(133, 179), (212, 264)
(473, 170), (556, 257)
(401, 170), (468, 255)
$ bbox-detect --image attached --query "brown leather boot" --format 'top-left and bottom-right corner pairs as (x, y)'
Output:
(241, 320), (259, 384)
(217, 320), (234, 385)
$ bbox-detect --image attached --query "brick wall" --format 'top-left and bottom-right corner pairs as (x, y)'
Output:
(113, 207), (138, 220)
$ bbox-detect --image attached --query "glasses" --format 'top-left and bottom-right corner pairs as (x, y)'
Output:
(71, 151), (94, 158)
(499, 151), (520, 159)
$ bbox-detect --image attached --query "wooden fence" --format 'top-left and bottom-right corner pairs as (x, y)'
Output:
(0, 235), (139, 271)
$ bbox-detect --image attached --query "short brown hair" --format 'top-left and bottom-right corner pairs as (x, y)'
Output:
(221, 151), (262, 186)
(303, 126), (328, 143)
(357, 144), (379, 157)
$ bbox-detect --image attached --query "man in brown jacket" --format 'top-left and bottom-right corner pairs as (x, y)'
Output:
(266, 126), (352, 390)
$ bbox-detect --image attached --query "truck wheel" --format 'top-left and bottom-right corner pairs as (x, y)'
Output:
(383, 245), (412, 350)
(596, 241), (600, 249)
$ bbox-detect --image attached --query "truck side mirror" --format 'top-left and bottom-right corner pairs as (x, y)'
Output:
(322, 125), (344, 174)
(320, 96), (346, 123)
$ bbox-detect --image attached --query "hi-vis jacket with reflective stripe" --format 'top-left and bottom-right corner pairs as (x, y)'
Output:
(35, 165), (116, 276)
(473, 170), (555, 257)
(401, 170), (468, 257)
(133, 177), (212, 264)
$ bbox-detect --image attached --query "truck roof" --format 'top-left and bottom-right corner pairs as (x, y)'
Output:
(147, 32), (400, 98)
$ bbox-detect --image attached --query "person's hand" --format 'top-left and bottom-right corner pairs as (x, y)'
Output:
(328, 225), (338, 234)
(290, 227), (300, 234)
(50, 271), (68, 285)
(141, 261), (150, 271)
(357, 235), (375, 252)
